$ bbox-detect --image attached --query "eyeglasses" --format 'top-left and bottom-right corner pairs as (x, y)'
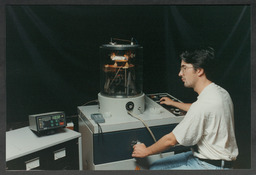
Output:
(180, 65), (194, 73)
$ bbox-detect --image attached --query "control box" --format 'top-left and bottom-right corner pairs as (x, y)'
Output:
(147, 93), (186, 116)
(29, 111), (66, 134)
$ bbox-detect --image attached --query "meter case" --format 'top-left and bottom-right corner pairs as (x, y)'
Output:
(29, 111), (66, 134)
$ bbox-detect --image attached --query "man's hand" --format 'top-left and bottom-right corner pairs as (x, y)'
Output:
(160, 97), (174, 106)
(160, 97), (191, 112)
(132, 143), (151, 158)
(132, 133), (178, 159)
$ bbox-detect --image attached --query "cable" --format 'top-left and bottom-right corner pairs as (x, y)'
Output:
(80, 99), (104, 141)
(78, 113), (104, 141)
(96, 122), (104, 141)
(81, 99), (98, 106)
(127, 111), (157, 143)
(128, 111), (163, 158)
(96, 122), (103, 134)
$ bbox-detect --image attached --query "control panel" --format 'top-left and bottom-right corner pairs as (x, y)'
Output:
(29, 111), (66, 134)
(147, 93), (186, 116)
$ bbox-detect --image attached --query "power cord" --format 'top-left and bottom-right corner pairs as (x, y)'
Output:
(96, 121), (104, 141)
(79, 100), (104, 140)
(78, 112), (104, 141)
(81, 99), (98, 106)
(127, 111), (163, 158)
(127, 111), (157, 143)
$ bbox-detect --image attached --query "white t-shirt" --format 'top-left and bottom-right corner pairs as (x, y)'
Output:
(172, 83), (238, 161)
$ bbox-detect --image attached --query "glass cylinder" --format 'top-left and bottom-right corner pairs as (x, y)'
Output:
(99, 43), (143, 98)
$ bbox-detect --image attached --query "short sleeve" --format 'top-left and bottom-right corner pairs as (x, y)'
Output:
(172, 103), (205, 146)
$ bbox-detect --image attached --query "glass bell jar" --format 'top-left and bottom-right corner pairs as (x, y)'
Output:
(98, 38), (145, 118)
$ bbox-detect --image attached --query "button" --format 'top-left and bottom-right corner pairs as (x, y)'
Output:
(59, 122), (64, 125)
(173, 108), (181, 115)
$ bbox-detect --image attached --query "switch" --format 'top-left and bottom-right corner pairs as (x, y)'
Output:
(131, 140), (141, 147)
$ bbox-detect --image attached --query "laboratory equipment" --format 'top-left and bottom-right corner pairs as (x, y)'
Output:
(29, 111), (66, 135)
(98, 38), (144, 119)
(78, 39), (187, 170)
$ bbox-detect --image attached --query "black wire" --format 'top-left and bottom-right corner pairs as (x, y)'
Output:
(97, 122), (103, 133)
(96, 122), (104, 142)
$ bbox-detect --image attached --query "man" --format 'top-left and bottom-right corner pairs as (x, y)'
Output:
(132, 47), (238, 169)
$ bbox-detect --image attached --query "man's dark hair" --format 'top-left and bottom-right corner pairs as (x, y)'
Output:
(180, 46), (216, 80)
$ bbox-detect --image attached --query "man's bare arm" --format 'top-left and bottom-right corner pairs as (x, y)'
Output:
(132, 132), (178, 158)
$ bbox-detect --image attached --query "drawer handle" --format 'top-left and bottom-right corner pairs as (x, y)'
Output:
(54, 148), (66, 160)
(25, 157), (40, 170)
